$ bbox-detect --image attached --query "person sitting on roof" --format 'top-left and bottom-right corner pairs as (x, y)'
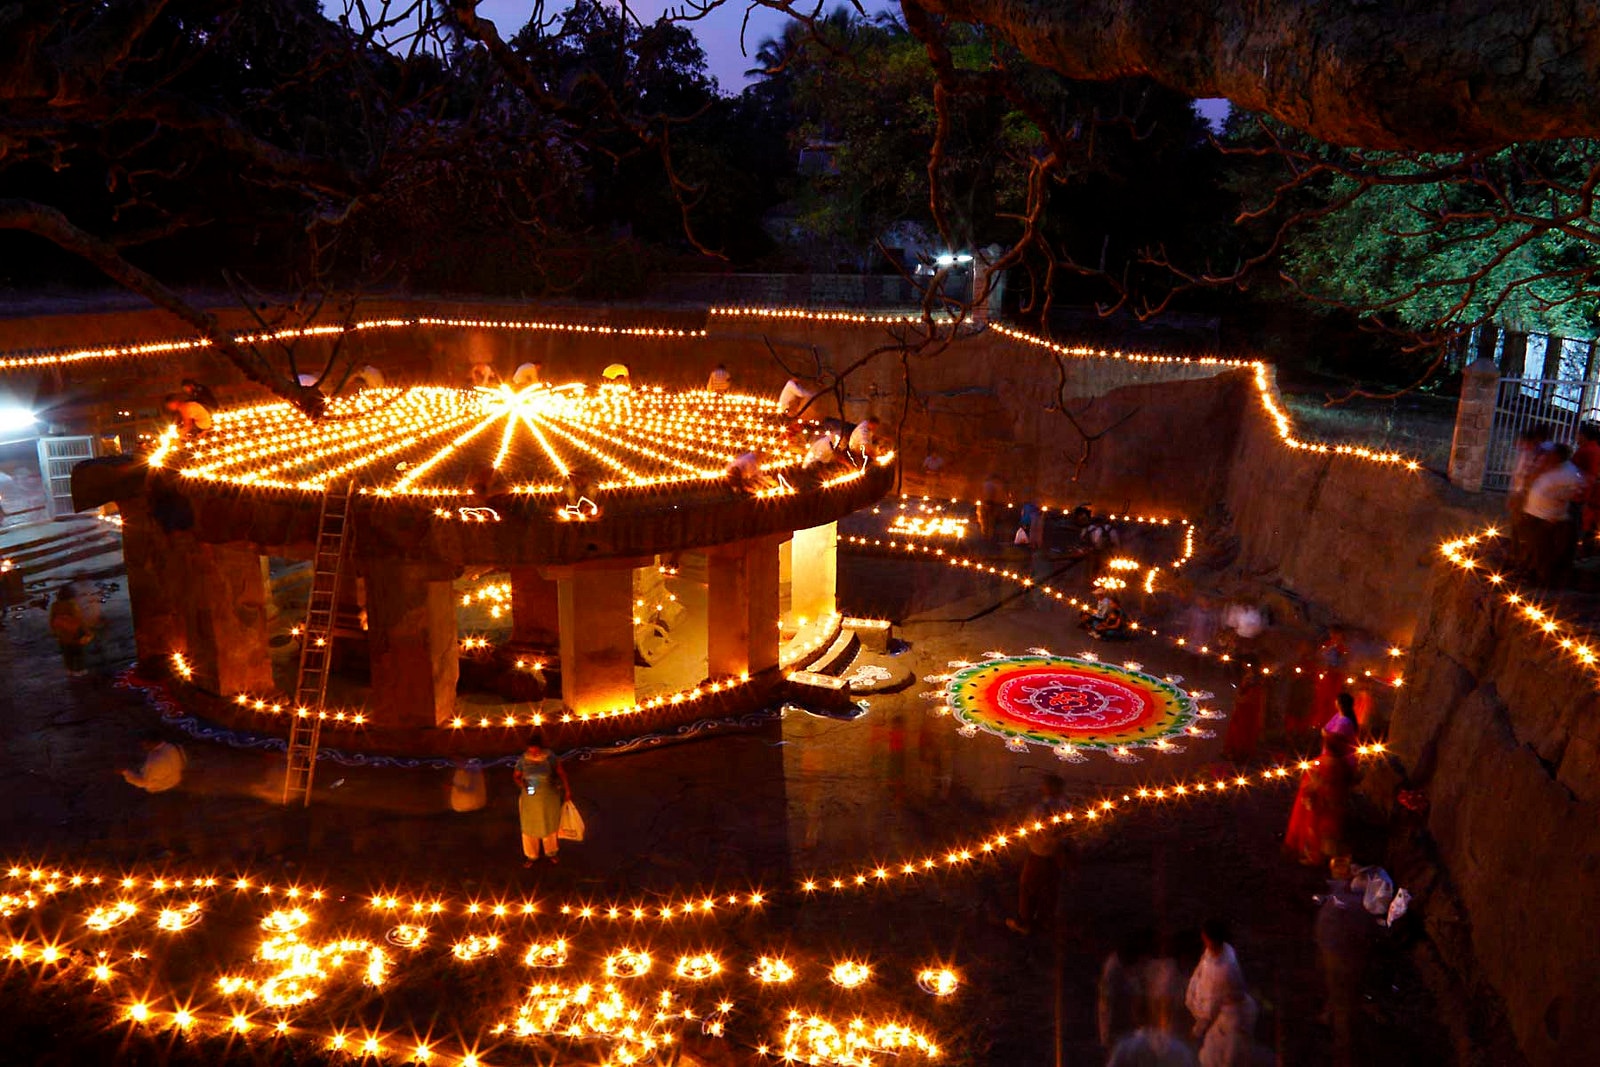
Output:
(724, 450), (770, 494)
(162, 393), (212, 441)
(470, 362), (499, 388)
(1080, 594), (1130, 640)
(601, 363), (630, 387)
(345, 365), (385, 394)
(848, 415), (889, 459)
(468, 465), (511, 509)
(707, 363), (731, 393)
(180, 378), (219, 410)
(777, 377), (817, 417)
(802, 430), (841, 473)
(512, 362), (544, 388)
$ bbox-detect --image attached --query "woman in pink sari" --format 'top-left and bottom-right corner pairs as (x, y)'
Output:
(1284, 697), (1358, 866)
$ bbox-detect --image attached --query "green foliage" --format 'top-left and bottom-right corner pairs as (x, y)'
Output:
(1264, 129), (1600, 338)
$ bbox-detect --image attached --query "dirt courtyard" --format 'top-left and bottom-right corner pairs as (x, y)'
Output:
(0, 531), (1458, 1066)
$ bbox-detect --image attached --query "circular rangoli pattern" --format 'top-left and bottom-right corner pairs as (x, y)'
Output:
(945, 655), (1197, 751)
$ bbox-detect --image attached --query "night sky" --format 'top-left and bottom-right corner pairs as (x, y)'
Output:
(475, 1), (1232, 126)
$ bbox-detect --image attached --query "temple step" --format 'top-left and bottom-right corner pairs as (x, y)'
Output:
(807, 629), (860, 677)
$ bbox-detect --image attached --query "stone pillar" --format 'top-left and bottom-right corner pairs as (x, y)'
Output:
(182, 542), (275, 694)
(1448, 357), (1501, 491)
(365, 561), (459, 727)
(552, 563), (637, 715)
(707, 536), (782, 679)
(260, 558), (279, 620)
(117, 498), (188, 663)
(790, 521), (838, 622)
(510, 566), (560, 645)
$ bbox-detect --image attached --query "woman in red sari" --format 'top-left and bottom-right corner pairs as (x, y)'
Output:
(1304, 629), (1349, 739)
(1284, 697), (1359, 866)
(1222, 673), (1266, 763)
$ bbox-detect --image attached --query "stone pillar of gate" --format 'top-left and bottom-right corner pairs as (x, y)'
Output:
(1448, 357), (1500, 492)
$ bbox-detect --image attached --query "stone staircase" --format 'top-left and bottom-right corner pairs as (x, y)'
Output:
(0, 514), (125, 602)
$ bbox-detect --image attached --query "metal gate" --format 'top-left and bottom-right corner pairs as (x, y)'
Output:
(1484, 377), (1600, 490)
(36, 436), (98, 519)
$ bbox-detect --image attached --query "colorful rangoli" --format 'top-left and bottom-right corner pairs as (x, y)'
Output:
(942, 655), (1199, 755)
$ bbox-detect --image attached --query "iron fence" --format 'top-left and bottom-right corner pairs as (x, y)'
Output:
(1484, 376), (1600, 490)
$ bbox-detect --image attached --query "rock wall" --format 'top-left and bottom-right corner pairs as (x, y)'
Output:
(1386, 564), (1600, 1065)
(1222, 372), (1485, 645)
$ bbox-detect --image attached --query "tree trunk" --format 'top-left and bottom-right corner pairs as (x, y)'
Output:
(1499, 330), (1529, 378)
(1540, 336), (1565, 402)
(1475, 323), (1500, 365)
(909, 0), (1600, 150)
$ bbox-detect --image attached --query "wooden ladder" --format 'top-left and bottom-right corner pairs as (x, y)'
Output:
(282, 480), (353, 807)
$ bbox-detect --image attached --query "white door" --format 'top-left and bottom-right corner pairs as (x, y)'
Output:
(37, 436), (97, 519)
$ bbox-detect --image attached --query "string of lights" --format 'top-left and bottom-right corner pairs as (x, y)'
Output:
(1439, 527), (1600, 685)
(839, 532), (1404, 687)
(0, 317), (704, 374)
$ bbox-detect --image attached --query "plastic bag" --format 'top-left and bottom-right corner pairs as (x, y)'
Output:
(558, 799), (586, 842)
(1352, 866), (1395, 917)
(1384, 888), (1412, 928)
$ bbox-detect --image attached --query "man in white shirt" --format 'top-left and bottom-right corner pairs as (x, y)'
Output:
(706, 364), (731, 393)
(724, 450), (767, 493)
(848, 416), (887, 458)
(777, 378), (816, 417)
(121, 733), (186, 793)
(1523, 443), (1587, 584)
(120, 731), (188, 856)
(802, 432), (839, 471)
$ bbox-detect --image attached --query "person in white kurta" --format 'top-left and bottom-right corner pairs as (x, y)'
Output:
(1185, 922), (1258, 1067)
(777, 378), (815, 416)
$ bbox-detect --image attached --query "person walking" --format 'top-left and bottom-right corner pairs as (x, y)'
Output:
(1315, 857), (1377, 1067)
(1184, 918), (1258, 1066)
(1006, 774), (1067, 934)
(1098, 928), (1152, 1049)
(1522, 442), (1586, 584)
(49, 583), (93, 675)
(1284, 698), (1359, 865)
(1574, 422), (1600, 556)
(1221, 673), (1266, 763)
(513, 731), (569, 866)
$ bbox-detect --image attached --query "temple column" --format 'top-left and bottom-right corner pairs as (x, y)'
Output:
(117, 498), (188, 664)
(550, 562), (638, 715)
(181, 541), (274, 694)
(365, 560), (459, 727)
(790, 521), (838, 622)
(706, 535), (782, 679)
(510, 566), (561, 645)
